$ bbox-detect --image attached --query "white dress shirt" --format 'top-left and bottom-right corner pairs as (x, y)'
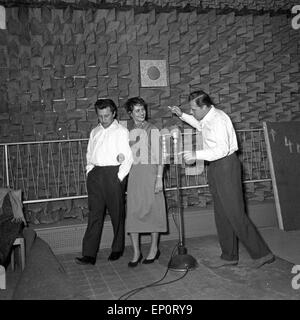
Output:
(180, 106), (238, 161)
(86, 120), (133, 181)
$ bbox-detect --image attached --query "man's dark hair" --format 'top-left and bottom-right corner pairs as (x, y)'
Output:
(123, 96), (148, 120)
(94, 99), (117, 118)
(188, 90), (214, 108)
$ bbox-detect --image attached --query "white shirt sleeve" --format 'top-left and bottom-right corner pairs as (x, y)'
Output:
(180, 113), (202, 131)
(117, 128), (133, 181)
(86, 131), (94, 175)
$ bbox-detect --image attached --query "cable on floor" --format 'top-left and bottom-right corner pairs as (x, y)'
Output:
(118, 242), (189, 300)
(122, 268), (189, 300)
(118, 205), (191, 300)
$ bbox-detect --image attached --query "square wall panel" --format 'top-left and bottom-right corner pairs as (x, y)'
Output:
(140, 59), (168, 87)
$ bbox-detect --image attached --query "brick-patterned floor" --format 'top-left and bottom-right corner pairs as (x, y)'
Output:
(1, 235), (299, 300)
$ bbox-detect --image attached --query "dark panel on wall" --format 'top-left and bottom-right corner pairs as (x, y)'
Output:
(264, 121), (300, 231)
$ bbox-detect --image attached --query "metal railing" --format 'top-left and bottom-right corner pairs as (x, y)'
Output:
(0, 129), (271, 204)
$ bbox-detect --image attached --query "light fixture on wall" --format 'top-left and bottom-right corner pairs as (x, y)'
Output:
(140, 59), (168, 87)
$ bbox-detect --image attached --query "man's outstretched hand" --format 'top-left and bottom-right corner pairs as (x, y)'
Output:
(183, 151), (197, 165)
(168, 105), (183, 117)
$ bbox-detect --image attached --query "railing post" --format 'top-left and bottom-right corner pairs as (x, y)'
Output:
(4, 144), (9, 188)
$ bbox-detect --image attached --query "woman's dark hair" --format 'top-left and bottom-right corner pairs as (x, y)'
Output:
(123, 97), (148, 120)
(188, 90), (214, 108)
(94, 99), (117, 118)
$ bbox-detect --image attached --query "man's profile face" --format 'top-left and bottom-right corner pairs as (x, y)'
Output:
(97, 107), (115, 128)
(189, 99), (209, 121)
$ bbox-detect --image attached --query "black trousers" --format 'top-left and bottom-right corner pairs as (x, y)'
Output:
(207, 152), (271, 261)
(82, 166), (125, 258)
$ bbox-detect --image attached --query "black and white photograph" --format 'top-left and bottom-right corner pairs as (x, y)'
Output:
(0, 0), (299, 306)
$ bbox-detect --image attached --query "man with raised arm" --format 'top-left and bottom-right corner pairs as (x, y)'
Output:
(169, 90), (275, 268)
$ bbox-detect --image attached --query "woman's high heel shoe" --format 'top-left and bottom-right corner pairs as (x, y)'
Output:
(142, 250), (160, 264)
(128, 254), (143, 267)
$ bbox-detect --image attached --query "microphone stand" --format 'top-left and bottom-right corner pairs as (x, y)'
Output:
(165, 131), (198, 272)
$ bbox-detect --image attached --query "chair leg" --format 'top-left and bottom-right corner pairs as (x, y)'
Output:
(0, 265), (6, 290)
(11, 238), (26, 271)
(19, 238), (25, 271)
(11, 250), (15, 271)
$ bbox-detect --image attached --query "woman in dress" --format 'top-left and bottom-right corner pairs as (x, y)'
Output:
(124, 97), (167, 267)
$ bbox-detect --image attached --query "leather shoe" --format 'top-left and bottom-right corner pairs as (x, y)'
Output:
(142, 250), (160, 264)
(251, 253), (275, 269)
(75, 256), (96, 265)
(208, 257), (238, 268)
(108, 251), (123, 261)
(128, 254), (143, 267)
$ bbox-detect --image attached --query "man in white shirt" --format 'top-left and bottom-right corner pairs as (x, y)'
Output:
(169, 90), (275, 269)
(76, 99), (133, 265)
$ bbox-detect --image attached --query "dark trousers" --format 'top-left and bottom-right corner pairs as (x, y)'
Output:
(207, 152), (271, 261)
(82, 166), (125, 258)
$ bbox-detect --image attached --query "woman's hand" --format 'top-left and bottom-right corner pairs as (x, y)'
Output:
(154, 177), (163, 193)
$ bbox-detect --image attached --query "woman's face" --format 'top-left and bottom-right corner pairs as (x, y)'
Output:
(131, 104), (146, 124)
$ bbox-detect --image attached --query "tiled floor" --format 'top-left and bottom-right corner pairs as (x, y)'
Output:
(59, 235), (299, 300)
(1, 234), (300, 300)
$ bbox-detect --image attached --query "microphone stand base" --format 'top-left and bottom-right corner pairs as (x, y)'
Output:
(168, 251), (198, 272)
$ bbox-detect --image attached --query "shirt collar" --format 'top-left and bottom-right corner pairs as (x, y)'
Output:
(200, 106), (216, 124)
(99, 119), (118, 130)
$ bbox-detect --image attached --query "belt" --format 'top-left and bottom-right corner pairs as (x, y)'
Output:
(209, 151), (236, 164)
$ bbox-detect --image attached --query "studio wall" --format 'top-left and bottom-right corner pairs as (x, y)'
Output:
(0, 0), (299, 224)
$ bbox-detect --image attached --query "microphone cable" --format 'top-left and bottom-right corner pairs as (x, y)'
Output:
(118, 241), (189, 300)
(118, 205), (189, 300)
